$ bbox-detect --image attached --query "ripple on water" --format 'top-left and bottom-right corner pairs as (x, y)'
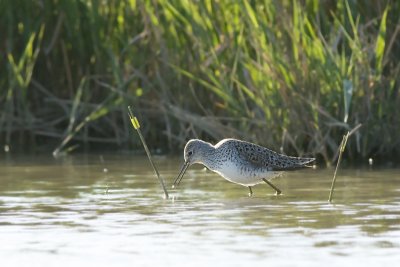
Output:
(0, 155), (400, 266)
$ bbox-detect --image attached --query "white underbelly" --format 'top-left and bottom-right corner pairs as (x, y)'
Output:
(211, 162), (281, 186)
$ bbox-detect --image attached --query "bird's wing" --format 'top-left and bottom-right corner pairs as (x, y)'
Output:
(229, 139), (314, 171)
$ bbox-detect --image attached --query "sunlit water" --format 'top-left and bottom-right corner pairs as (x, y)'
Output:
(0, 154), (399, 266)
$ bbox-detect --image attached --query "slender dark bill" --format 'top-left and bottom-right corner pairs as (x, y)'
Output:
(172, 161), (190, 188)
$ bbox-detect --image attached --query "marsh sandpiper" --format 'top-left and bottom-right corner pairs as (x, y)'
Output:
(173, 138), (315, 196)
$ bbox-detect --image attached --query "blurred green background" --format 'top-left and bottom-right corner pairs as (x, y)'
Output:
(1, 0), (399, 165)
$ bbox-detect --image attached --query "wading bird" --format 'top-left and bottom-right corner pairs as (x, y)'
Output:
(173, 139), (315, 196)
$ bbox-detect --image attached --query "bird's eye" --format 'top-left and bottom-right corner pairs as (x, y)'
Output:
(188, 151), (193, 156)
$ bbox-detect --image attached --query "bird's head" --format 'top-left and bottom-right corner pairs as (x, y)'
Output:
(173, 139), (213, 188)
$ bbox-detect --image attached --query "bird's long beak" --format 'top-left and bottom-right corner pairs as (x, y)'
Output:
(172, 161), (190, 188)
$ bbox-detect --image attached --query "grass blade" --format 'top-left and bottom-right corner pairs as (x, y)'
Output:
(375, 6), (388, 75)
(128, 106), (169, 199)
(329, 123), (362, 202)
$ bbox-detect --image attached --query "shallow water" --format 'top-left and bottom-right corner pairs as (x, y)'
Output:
(0, 154), (399, 266)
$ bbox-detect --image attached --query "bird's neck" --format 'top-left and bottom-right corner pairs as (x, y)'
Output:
(199, 145), (219, 170)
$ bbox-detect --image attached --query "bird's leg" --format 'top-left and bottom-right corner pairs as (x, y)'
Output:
(248, 186), (253, 197)
(262, 178), (282, 195)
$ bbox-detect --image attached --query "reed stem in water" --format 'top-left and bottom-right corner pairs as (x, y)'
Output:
(128, 106), (169, 199)
(329, 124), (362, 202)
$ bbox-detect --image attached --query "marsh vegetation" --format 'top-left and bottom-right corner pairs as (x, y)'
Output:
(1, 1), (399, 165)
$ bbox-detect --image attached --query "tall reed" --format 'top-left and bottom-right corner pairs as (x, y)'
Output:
(1, 0), (399, 164)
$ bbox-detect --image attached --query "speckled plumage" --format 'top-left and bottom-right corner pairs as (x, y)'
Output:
(173, 138), (315, 195)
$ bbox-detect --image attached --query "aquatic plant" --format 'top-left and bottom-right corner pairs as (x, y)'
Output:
(1, 0), (399, 165)
(128, 106), (169, 198)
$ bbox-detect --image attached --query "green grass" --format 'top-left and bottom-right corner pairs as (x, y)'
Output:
(1, 0), (399, 165)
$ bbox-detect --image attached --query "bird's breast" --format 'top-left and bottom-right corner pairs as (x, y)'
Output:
(210, 161), (272, 186)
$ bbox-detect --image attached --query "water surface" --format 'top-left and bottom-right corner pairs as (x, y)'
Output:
(0, 154), (399, 266)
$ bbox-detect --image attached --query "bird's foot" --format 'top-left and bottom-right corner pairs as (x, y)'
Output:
(248, 186), (253, 197)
